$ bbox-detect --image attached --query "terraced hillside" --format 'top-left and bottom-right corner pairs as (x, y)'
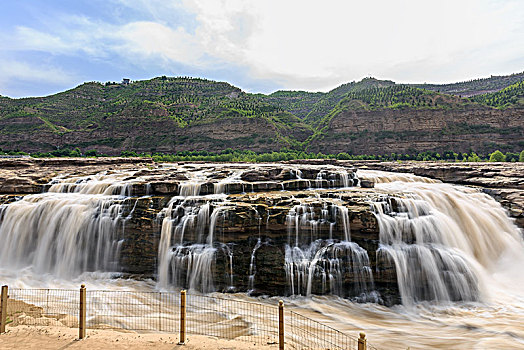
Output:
(0, 77), (313, 154)
(1, 73), (523, 155)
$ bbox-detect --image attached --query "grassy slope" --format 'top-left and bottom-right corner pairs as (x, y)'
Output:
(305, 82), (524, 153)
(312, 85), (472, 133)
(303, 78), (396, 127)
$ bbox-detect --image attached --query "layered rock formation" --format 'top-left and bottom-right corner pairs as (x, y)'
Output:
(308, 106), (524, 155)
(1, 76), (523, 155)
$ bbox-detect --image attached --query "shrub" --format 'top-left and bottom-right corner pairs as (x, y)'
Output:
(489, 150), (506, 162)
(84, 149), (99, 157)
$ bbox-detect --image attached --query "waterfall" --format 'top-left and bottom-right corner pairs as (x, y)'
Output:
(48, 172), (134, 196)
(337, 170), (352, 188)
(358, 169), (439, 184)
(247, 238), (263, 291)
(1, 162), (521, 308)
(178, 182), (202, 197)
(338, 205), (351, 241)
(285, 240), (375, 298)
(157, 197), (227, 292)
(213, 170), (244, 194)
(308, 169), (355, 189)
(284, 201), (374, 298)
(0, 191), (128, 278)
(359, 170), (524, 305)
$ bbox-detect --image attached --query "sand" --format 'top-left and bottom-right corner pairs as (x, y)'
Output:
(0, 325), (278, 350)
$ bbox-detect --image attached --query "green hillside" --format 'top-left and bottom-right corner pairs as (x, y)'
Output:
(1, 72), (523, 156)
(469, 81), (524, 108)
(303, 78), (396, 127)
(0, 77), (313, 153)
(335, 85), (465, 110)
(261, 90), (323, 119)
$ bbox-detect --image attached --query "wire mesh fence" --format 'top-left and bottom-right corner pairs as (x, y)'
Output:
(2, 286), (380, 349)
(287, 310), (358, 350)
(186, 293), (279, 345)
(87, 290), (180, 332)
(7, 288), (78, 328)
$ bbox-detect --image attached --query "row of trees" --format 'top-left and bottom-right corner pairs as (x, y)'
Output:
(2, 148), (523, 163)
(334, 150), (524, 162)
(126, 149), (524, 163)
(343, 85), (442, 109)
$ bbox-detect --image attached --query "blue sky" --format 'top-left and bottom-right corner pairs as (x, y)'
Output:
(1, 0), (523, 98)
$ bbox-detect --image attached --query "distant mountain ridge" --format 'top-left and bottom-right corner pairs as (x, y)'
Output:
(1, 72), (523, 155)
(413, 71), (524, 97)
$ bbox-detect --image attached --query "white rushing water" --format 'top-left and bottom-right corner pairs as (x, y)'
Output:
(157, 196), (228, 292)
(359, 170), (524, 306)
(0, 172), (134, 278)
(284, 200), (376, 299)
(281, 169), (524, 348)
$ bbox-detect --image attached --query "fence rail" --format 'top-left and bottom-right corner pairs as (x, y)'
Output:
(0, 284), (379, 349)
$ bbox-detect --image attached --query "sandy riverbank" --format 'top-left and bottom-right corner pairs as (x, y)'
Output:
(0, 325), (277, 350)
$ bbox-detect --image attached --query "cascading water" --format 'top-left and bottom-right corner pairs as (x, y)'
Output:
(359, 170), (524, 306)
(48, 172), (134, 196)
(0, 163), (521, 306)
(157, 196), (228, 292)
(284, 200), (375, 299)
(0, 173), (134, 278)
(178, 182), (202, 197)
(247, 238), (263, 291)
(214, 170), (244, 194)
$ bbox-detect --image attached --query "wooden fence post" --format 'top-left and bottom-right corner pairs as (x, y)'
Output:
(79, 284), (86, 340)
(279, 300), (284, 350)
(158, 292), (162, 332)
(179, 290), (186, 345)
(358, 332), (367, 350)
(0, 285), (8, 334)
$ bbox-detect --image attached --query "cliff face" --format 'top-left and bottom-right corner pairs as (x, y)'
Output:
(0, 114), (299, 154)
(117, 189), (387, 299)
(0, 78), (313, 154)
(308, 106), (524, 154)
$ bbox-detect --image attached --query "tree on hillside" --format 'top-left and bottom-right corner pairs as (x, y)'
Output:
(489, 150), (506, 162)
(519, 150), (524, 162)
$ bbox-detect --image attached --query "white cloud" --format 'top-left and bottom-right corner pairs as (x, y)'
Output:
(10, 27), (72, 54)
(117, 21), (206, 67)
(177, 0), (524, 89)
(0, 58), (76, 96)
(4, 19), (116, 58)
(3, 0), (524, 93)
